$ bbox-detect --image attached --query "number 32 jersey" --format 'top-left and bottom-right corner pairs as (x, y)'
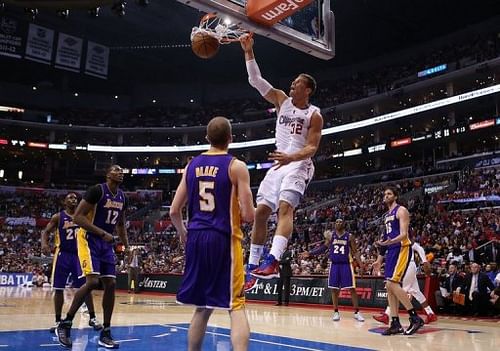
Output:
(275, 97), (320, 156)
(186, 152), (243, 240)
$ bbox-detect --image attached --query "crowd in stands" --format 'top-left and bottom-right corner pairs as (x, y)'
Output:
(8, 31), (497, 130)
(0, 165), (498, 315)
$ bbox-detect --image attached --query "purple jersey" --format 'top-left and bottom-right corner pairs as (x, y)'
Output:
(89, 183), (125, 237)
(55, 210), (79, 254)
(383, 205), (411, 248)
(186, 152), (242, 239)
(329, 231), (351, 263)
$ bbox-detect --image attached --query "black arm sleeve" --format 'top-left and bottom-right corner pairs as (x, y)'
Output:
(83, 185), (102, 205)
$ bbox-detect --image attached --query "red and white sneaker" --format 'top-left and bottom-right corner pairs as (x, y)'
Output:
(425, 313), (438, 324)
(244, 264), (258, 292)
(250, 255), (280, 279)
(373, 312), (389, 325)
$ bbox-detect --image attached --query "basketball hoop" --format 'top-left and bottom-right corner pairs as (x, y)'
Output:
(191, 13), (251, 44)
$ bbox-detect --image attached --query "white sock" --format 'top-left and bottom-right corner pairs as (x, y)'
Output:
(269, 235), (288, 260)
(249, 244), (264, 266)
(424, 306), (434, 315)
(385, 306), (390, 315)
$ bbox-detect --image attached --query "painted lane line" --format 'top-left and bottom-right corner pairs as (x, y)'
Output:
(160, 324), (337, 351)
(116, 339), (140, 343)
(153, 332), (171, 338)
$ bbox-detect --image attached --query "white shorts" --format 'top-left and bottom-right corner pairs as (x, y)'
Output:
(402, 261), (419, 295)
(256, 159), (314, 212)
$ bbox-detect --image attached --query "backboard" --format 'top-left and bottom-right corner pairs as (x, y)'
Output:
(176, 0), (335, 60)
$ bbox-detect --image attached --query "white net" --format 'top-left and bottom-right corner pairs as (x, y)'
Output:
(191, 14), (250, 44)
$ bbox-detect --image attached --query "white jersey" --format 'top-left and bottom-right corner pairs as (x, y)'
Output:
(275, 98), (320, 155)
(411, 242), (427, 263)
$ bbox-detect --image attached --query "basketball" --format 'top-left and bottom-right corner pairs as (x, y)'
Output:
(191, 32), (220, 59)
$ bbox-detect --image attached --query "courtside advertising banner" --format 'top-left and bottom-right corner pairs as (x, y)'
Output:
(0, 16), (25, 59)
(85, 41), (110, 79)
(0, 273), (33, 286)
(25, 23), (54, 64)
(55, 32), (83, 72)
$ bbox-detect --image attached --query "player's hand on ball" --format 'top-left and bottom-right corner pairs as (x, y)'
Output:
(269, 151), (293, 169)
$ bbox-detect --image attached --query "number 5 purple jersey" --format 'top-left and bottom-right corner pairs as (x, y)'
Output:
(186, 152), (242, 239)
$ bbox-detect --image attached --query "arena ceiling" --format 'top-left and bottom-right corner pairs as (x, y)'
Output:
(0, 0), (499, 91)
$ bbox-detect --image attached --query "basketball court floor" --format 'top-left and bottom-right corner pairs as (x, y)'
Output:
(0, 287), (498, 350)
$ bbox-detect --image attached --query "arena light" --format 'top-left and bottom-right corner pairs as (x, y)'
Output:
(88, 7), (100, 17)
(417, 64), (447, 78)
(390, 138), (412, 148)
(112, 1), (126, 16)
(18, 171), (22, 180)
(28, 142), (48, 149)
(85, 84), (500, 153)
(0, 170), (4, 178)
(0, 138), (8, 145)
(0, 105), (24, 113)
(56, 9), (70, 19)
(470, 119), (495, 130)
(368, 143), (386, 153)
(343, 148), (362, 157)
(48, 143), (67, 150)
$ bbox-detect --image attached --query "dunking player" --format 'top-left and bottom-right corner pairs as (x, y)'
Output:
(373, 241), (437, 324)
(57, 165), (129, 349)
(171, 117), (255, 351)
(41, 192), (102, 333)
(300, 219), (365, 322)
(376, 187), (424, 335)
(239, 34), (323, 290)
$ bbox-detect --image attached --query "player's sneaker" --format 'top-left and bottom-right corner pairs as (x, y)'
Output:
(55, 320), (72, 348)
(49, 321), (59, 333)
(404, 315), (424, 335)
(373, 312), (389, 325)
(244, 264), (258, 292)
(332, 311), (340, 321)
(381, 320), (404, 336)
(250, 254), (279, 279)
(99, 328), (119, 349)
(89, 317), (103, 331)
(425, 313), (437, 324)
(354, 312), (365, 322)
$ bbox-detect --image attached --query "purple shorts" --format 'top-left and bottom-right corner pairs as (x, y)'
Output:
(328, 262), (355, 289)
(176, 229), (245, 310)
(385, 245), (411, 283)
(51, 250), (85, 289)
(77, 229), (116, 278)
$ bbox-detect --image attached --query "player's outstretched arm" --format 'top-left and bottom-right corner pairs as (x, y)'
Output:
(231, 159), (255, 223)
(41, 213), (59, 255)
(240, 34), (287, 109)
(170, 166), (189, 244)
